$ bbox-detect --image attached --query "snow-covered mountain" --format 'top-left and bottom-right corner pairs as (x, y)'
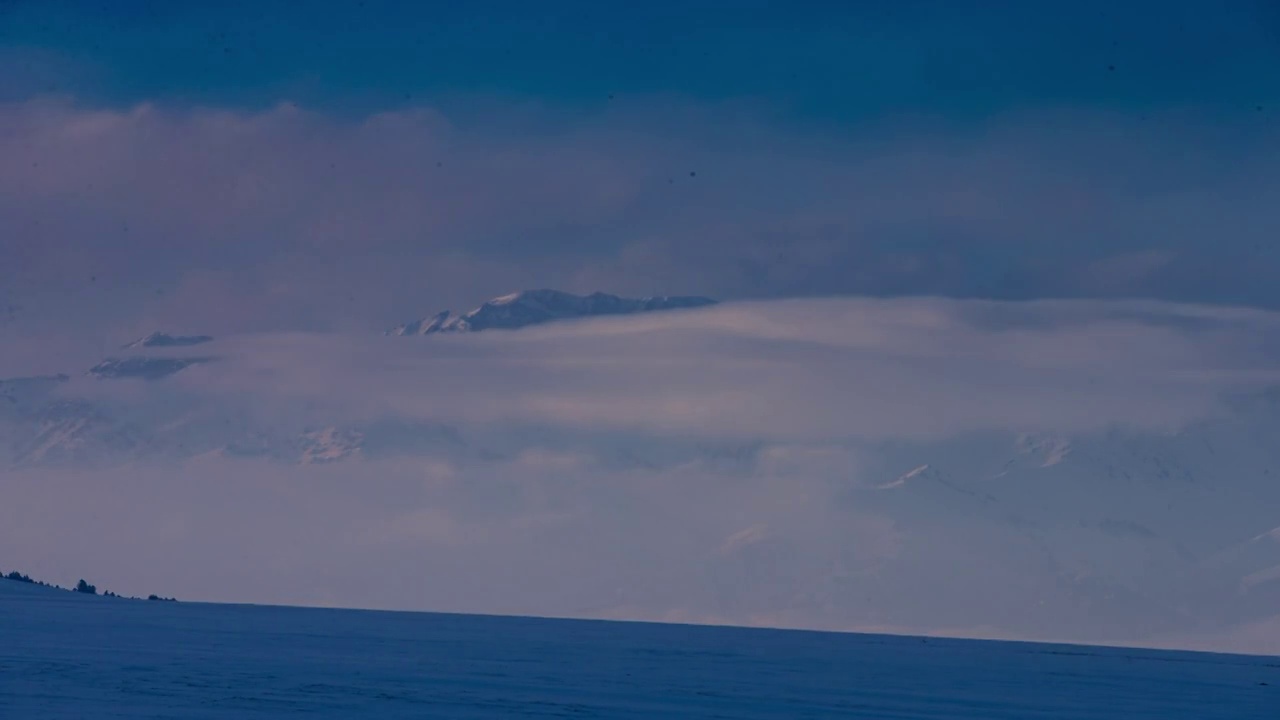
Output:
(0, 332), (224, 463)
(388, 289), (718, 335)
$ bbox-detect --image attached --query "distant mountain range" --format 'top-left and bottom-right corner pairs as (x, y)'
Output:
(121, 332), (214, 349)
(4, 290), (1280, 648)
(387, 289), (717, 335)
(13, 290), (720, 384)
(0, 288), (723, 464)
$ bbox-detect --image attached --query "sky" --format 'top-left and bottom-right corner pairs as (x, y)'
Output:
(1, 0), (1279, 348)
(3, 1), (1280, 652)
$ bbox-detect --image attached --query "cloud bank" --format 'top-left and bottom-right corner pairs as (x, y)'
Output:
(4, 298), (1280, 653)
(164, 297), (1280, 442)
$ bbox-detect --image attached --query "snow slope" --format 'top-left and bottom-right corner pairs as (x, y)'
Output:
(0, 580), (1274, 719)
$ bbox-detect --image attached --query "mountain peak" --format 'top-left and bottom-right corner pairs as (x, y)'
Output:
(387, 290), (717, 336)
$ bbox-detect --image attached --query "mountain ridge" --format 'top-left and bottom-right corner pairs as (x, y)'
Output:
(388, 289), (718, 336)
(122, 332), (214, 349)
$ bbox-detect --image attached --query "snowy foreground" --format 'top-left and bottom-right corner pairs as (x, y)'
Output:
(0, 582), (1275, 719)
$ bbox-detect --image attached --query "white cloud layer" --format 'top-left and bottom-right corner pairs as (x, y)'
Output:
(160, 297), (1280, 441)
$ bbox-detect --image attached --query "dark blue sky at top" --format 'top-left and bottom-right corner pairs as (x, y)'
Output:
(3, 0), (1278, 121)
(2, 0), (1280, 337)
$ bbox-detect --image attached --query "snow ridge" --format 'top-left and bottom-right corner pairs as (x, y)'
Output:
(388, 289), (718, 335)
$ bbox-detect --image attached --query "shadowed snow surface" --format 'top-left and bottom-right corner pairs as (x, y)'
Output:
(0, 581), (1275, 719)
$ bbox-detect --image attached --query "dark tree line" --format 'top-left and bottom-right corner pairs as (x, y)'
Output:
(2, 567), (176, 602)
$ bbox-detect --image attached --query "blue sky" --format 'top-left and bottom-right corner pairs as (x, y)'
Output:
(4, 1), (1277, 118)
(1, 1), (1279, 341)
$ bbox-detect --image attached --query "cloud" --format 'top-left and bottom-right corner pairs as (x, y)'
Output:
(5, 297), (1280, 653)
(2, 98), (1279, 352)
(151, 297), (1280, 443)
